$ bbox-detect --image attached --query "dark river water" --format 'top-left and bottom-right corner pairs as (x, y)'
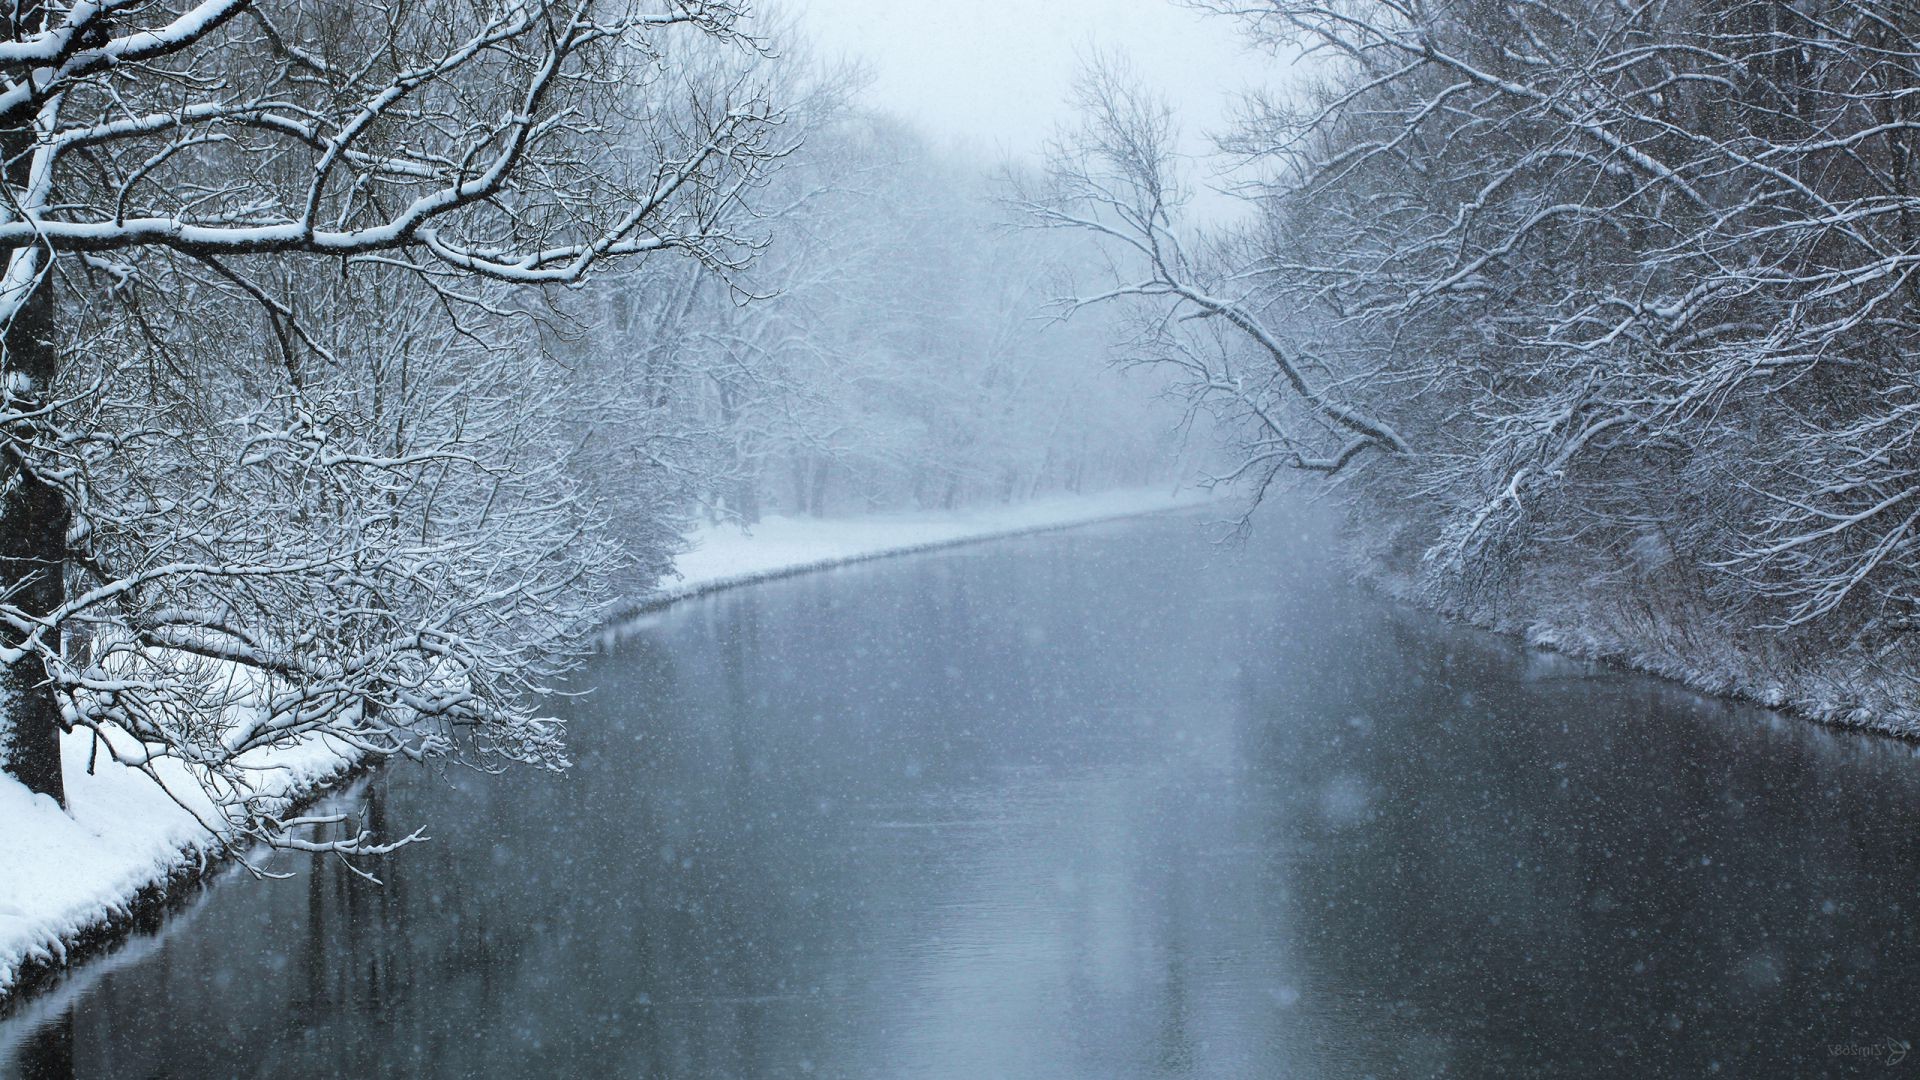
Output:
(6, 509), (1920, 1078)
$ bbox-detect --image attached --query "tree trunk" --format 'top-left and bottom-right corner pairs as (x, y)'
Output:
(715, 383), (759, 525)
(0, 273), (68, 806)
(808, 459), (830, 518)
(0, 0), (66, 806)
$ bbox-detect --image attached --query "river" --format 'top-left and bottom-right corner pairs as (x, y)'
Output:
(5, 509), (1920, 1077)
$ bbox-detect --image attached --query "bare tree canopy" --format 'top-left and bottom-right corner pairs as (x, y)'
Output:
(1031, 3), (1920, 694)
(0, 0), (788, 852)
(0, 2), (1177, 868)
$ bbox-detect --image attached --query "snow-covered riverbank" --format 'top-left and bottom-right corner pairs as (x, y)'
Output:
(608, 486), (1208, 625)
(1351, 538), (1920, 743)
(0, 486), (1205, 1006)
(0, 710), (365, 1006)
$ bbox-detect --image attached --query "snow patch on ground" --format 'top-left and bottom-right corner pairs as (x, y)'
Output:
(608, 486), (1209, 632)
(0, 710), (360, 1002)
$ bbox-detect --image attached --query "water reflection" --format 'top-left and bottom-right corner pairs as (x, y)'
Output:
(5, 511), (1920, 1077)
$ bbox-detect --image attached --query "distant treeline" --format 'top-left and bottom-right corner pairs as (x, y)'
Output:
(564, 110), (1178, 595)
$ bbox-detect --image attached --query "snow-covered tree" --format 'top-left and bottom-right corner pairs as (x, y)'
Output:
(0, 0), (784, 850)
(1040, 2), (1920, 689)
(573, 103), (1177, 541)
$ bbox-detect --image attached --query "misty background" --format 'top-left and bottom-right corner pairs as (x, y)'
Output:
(5, 0), (1920, 984)
(10, 4), (1920, 1076)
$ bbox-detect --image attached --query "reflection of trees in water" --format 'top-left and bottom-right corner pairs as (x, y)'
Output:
(1232, 609), (1920, 1075)
(11, 1008), (69, 1080)
(270, 769), (544, 1075)
(16, 517), (1920, 1076)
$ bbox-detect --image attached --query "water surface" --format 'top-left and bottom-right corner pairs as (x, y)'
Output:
(6, 509), (1920, 1077)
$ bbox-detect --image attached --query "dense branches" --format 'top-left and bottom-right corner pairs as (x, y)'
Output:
(1020, 58), (1410, 508)
(0, 0), (785, 851)
(0, 3), (1179, 863)
(573, 113), (1176, 537)
(1044, 1), (1920, 720)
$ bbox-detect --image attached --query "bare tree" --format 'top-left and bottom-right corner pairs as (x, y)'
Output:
(0, 0), (783, 847)
(576, 102), (1178, 540)
(1016, 56), (1410, 536)
(1082, 0), (1920, 718)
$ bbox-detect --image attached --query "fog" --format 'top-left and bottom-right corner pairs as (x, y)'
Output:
(7, 2), (1920, 1076)
(795, 0), (1276, 159)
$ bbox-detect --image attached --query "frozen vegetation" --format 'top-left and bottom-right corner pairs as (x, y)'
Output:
(1021, 2), (1920, 739)
(0, 0), (1189, 1006)
(10, 0), (1920, 1036)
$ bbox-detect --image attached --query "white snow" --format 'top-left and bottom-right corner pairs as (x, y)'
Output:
(0, 697), (360, 1000)
(626, 485), (1209, 618)
(0, 485), (1206, 1002)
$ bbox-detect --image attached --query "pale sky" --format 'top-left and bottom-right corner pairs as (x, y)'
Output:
(784, 0), (1285, 198)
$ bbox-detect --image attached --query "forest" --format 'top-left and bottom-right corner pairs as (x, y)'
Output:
(8, 2), (1920, 1074)
(1032, 0), (1920, 733)
(0, 0), (1173, 857)
(3, 0), (1920, 926)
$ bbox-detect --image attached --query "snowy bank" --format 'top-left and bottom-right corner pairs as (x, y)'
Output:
(602, 485), (1210, 635)
(1, 486), (1206, 1008)
(0, 705), (362, 1005)
(1349, 536), (1920, 743)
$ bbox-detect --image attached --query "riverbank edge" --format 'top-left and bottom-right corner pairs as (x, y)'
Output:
(598, 489), (1216, 644)
(1351, 557), (1920, 744)
(0, 487), (1210, 1014)
(0, 750), (370, 1016)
